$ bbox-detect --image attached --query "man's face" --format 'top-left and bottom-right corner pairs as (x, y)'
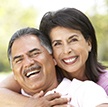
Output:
(11, 35), (57, 95)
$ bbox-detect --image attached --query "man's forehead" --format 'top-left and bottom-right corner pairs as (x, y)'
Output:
(13, 35), (42, 47)
(11, 35), (43, 53)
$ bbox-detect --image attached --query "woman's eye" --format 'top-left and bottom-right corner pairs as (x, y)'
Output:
(53, 42), (61, 46)
(70, 38), (78, 42)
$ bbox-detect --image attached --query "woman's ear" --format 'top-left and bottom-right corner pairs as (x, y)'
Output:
(88, 38), (92, 52)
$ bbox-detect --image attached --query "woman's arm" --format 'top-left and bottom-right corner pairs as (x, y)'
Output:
(0, 74), (71, 107)
(0, 73), (29, 107)
(0, 88), (29, 107)
(0, 73), (21, 92)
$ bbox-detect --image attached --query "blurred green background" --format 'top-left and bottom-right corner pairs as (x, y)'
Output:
(0, 0), (38, 73)
(0, 0), (108, 79)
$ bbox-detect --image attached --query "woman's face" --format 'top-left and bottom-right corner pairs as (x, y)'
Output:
(49, 26), (91, 76)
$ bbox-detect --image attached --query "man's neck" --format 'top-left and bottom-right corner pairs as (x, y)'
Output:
(21, 77), (59, 97)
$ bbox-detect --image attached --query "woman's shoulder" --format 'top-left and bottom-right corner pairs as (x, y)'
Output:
(98, 70), (108, 83)
(97, 70), (108, 95)
(99, 70), (108, 79)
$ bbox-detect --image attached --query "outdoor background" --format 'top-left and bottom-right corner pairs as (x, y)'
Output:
(0, 0), (108, 81)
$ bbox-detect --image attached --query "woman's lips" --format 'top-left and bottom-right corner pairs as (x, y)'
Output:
(62, 56), (78, 64)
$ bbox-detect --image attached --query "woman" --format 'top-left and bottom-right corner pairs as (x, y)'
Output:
(39, 7), (108, 94)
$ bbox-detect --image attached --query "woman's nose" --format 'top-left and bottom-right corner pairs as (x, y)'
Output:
(63, 45), (72, 54)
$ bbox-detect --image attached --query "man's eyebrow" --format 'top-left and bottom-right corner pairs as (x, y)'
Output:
(13, 55), (22, 62)
(13, 48), (40, 61)
(29, 48), (40, 53)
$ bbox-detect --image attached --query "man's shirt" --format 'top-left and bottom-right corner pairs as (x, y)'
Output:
(22, 78), (108, 107)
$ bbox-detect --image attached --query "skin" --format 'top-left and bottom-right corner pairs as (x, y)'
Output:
(50, 26), (91, 80)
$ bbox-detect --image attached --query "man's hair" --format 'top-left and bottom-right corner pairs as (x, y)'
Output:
(8, 27), (52, 63)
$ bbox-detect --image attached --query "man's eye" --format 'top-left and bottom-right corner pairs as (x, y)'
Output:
(15, 59), (22, 64)
(31, 52), (40, 57)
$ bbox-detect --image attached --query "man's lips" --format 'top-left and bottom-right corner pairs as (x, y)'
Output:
(24, 65), (41, 78)
(26, 70), (40, 78)
(62, 56), (78, 64)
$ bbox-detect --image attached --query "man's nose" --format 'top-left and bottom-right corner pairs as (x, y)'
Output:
(24, 57), (35, 68)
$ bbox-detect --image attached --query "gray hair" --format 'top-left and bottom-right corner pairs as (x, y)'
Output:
(8, 27), (52, 66)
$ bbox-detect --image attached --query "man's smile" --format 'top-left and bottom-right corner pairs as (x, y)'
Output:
(24, 65), (41, 78)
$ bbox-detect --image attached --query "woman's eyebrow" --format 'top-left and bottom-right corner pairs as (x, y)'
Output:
(68, 35), (78, 40)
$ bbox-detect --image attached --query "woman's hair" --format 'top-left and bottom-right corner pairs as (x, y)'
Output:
(39, 7), (107, 82)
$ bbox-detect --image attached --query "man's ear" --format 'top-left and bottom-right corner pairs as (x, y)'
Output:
(14, 75), (17, 80)
(12, 70), (17, 80)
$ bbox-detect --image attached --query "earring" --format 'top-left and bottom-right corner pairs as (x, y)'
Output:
(89, 46), (91, 52)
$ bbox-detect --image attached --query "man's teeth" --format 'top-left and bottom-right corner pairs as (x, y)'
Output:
(26, 70), (39, 77)
(64, 58), (76, 63)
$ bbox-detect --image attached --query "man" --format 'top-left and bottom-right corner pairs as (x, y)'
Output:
(0, 27), (108, 107)
(0, 27), (70, 107)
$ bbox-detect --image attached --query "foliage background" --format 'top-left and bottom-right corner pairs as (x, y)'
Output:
(0, 0), (108, 74)
(0, 0), (37, 72)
